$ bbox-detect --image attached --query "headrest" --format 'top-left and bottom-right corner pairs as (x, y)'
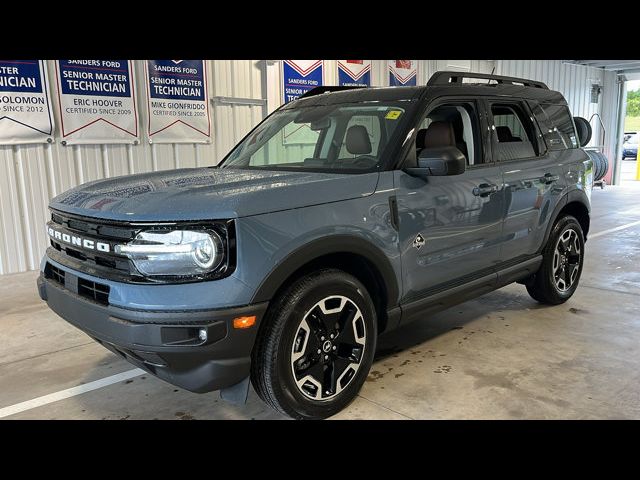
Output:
(346, 125), (372, 155)
(496, 126), (515, 142)
(423, 121), (455, 148)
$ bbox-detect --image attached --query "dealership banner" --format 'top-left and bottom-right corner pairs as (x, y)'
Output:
(0, 60), (54, 144)
(282, 60), (323, 103)
(145, 60), (211, 143)
(55, 60), (138, 145)
(337, 60), (371, 87)
(389, 60), (417, 86)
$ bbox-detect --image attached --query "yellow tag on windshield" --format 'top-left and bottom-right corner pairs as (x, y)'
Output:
(385, 110), (402, 120)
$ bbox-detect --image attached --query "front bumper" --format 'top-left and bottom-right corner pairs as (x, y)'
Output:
(37, 270), (268, 393)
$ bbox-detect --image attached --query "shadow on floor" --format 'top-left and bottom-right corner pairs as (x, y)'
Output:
(375, 287), (542, 362)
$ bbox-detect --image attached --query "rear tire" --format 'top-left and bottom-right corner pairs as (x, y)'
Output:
(526, 215), (585, 305)
(251, 269), (377, 419)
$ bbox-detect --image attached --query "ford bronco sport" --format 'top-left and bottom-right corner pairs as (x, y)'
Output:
(38, 71), (594, 419)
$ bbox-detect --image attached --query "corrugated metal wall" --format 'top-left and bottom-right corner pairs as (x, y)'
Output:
(0, 59), (621, 276)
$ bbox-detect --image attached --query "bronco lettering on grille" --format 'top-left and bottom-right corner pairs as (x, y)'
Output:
(47, 226), (110, 253)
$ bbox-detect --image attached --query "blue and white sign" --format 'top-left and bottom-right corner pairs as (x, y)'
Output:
(145, 60), (211, 143)
(0, 60), (54, 145)
(282, 60), (323, 103)
(55, 60), (138, 144)
(338, 60), (371, 87)
(389, 60), (417, 86)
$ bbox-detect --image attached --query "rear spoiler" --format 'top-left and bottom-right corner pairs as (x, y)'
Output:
(298, 85), (367, 99)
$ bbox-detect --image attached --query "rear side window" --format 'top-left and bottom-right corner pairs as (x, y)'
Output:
(531, 103), (578, 150)
(490, 103), (538, 161)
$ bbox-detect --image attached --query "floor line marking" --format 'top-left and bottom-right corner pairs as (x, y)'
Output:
(0, 341), (95, 368)
(580, 284), (640, 298)
(589, 220), (640, 239)
(355, 394), (415, 420)
(0, 368), (144, 419)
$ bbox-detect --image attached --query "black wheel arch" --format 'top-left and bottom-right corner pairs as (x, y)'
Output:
(541, 189), (591, 250)
(251, 235), (400, 332)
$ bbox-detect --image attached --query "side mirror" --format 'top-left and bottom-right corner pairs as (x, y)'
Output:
(405, 146), (466, 177)
(573, 116), (592, 147)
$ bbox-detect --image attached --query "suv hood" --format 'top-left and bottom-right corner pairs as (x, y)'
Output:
(49, 167), (379, 221)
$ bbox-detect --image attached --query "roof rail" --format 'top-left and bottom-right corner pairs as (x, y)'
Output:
(427, 71), (549, 89)
(298, 85), (367, 99)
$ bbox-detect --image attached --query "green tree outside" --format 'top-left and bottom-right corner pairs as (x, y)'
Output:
(625, 89), (640, 132)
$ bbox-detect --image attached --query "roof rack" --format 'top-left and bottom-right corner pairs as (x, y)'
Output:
(428, 71), (549, 89)
(298, 85), (367, 99)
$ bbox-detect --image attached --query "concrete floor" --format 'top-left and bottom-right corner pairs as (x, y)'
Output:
(621, 157), (638, 183)
(2, 182), (640, 420)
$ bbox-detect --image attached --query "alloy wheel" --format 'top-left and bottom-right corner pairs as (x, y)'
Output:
(290, 295), (366, 401)
(553, 228), (581, 292)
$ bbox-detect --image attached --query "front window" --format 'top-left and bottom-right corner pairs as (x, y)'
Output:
(220, 102), (414, 173)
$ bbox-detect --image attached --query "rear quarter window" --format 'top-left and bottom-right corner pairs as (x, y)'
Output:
(531, 103), (578, 150)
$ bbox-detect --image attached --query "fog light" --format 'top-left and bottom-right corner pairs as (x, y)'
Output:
(233, 315), (256, 329)
(198, 328), (208, 342)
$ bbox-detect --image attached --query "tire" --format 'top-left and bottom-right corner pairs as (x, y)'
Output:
(596, 152), (609, 181)
(585, 150), (601, 181)
(251, 269), (377, 419)
(526, 215), (585, 305)
(573, 116), (592, 147)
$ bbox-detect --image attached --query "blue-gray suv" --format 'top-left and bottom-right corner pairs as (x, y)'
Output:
(38, 71), (594, 419)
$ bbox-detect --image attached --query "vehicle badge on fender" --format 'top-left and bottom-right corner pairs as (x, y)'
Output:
(413, 233), (426, 250)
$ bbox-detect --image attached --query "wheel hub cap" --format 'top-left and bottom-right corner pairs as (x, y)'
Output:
(290, 295), (367, 401)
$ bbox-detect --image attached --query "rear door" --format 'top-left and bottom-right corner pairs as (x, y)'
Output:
(487, 98), (568, 260)
(394, 97), (504, 305)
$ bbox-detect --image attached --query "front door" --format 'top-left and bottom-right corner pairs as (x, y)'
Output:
(395, 98), (505, 306)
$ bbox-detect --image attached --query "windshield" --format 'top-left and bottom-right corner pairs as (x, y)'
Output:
(626, 133), (638, 144)
(220, 101), (414, 173)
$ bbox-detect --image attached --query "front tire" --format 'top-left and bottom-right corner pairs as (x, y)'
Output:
(526, 215), (585, 305)
(251, 269), (377, 419)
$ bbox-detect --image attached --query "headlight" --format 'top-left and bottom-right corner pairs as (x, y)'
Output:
(115, 230), (224, 277)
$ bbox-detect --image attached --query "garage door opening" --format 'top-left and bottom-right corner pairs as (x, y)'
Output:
(622, 78), (640, 183)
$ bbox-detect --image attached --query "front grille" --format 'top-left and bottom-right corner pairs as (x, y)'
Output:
(78, 277), (110, 305)
(51, 211), (138, 240)
(48, 210), (141, 282)
(44, 263), (65, 285)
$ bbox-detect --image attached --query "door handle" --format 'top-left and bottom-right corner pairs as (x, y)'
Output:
(473, 183), (498, 197)
(540, 173), (559, 184)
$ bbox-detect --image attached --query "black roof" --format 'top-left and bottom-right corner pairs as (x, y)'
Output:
(283, 86), (424, 108)
(286, 71), (567, 108)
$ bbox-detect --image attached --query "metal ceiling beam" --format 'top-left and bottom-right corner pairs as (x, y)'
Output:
(567, 60), (640, 72)
(614, 67), (640, 75)
(594, 62), (640, 69)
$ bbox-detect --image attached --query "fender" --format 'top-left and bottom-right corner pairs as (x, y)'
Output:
(251, 234), (400, 307)
(539, 188), (591, 251)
